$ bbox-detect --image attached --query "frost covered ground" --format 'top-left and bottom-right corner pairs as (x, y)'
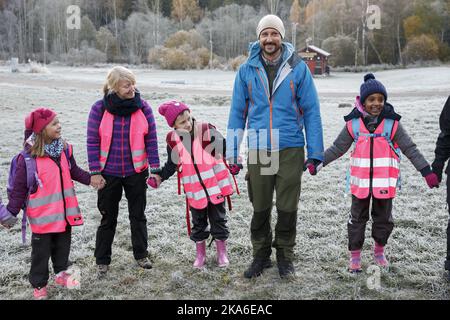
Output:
(0, 65), (449, 300)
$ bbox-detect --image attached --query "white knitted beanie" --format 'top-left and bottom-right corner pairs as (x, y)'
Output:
(256, 14), (285, 39)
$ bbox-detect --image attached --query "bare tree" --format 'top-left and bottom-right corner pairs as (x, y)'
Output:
(150, 0), (161, 45)
(0, 9), (18, 57)
(96, 26), (118, 62)
(197, 4), (259, 59)
(266, 0), (279, 14)
(380, 0), (413, 65)
(125, 11), (176, 63)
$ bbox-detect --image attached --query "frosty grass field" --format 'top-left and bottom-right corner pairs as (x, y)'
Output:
(0, 65), (449, 300)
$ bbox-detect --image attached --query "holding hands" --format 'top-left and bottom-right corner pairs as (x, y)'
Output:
(421, 165), (440, 189)
(0, 209), (18, 229)
(228, 163), (243, 176)
(90, 174), (106, 190)
(425, 172), (440, 189)
(304, 159), (323, 176)
(147, 174), (162, 189)
(227, 156), (243, 176)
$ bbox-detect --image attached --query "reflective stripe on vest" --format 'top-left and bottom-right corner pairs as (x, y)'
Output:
(350, 157), (399, 170)
(26, 145), (83, 234)
(350, 177), (398, 189)
(170, 123), (233, 210)
(28, 207), (81, 226)
(28, 188), (76, 208)
(99, 109), (149, 173)
(347, 118), (400, 199)
(181, 164), (227, 185)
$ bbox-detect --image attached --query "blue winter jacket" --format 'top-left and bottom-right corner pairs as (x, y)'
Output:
(226, 41), (324, 161)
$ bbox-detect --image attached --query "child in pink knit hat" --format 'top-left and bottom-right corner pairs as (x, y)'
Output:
(150, 100), (237, 269)
(5, 107), (97, 299)
(2, 108), (60, 229)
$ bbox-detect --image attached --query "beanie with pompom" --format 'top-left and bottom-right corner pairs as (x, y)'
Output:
(360, 73), (387, 104)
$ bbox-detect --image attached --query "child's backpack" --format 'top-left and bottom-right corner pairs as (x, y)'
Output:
(7, 147), (72, 245)
(345, 118), (402, 194)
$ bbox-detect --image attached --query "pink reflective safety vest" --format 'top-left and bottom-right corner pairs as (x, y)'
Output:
(167, 123), (234, 210)
(99, 110), (149, 173)
(26, 145), (83, 234)
(347, 118), (400, 199)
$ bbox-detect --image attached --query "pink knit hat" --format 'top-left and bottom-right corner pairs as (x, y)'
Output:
(25, 108), (57, 134)
(158, 101), (190, 127)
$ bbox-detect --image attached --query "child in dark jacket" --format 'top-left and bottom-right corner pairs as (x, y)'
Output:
(149, 101), (237, 269)
(431, 95), (450, 281)
(6, 108), (94, 299)
(306, 74), (439, 273)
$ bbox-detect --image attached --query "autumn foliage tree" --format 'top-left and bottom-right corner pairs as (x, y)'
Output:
(0, 0), (449, 66)
(171, 0), (203, 26)
(289, 0), (302, 25)
(403, 34), (440, 63)
(148, 29), (211, 69)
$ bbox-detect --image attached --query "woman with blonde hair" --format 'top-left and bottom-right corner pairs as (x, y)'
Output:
(87, 66), (160, 278)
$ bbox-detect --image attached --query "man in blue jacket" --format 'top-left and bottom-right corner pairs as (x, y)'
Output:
(226, 14), (324, 278)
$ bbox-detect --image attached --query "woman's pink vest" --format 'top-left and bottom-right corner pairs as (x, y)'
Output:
(99, 110), (149, 173)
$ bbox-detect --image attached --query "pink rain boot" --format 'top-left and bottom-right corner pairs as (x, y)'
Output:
(33, 287), (48, 300)
(215, 240), (229, 268)
(374, 243), (389, 268)
(193, 240), (206, 269)
(55, 270), (80, 289)
(349, 250), (362, 273)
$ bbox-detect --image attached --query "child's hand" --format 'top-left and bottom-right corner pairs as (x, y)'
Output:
(90, 174), (106, 190)
(0, 210), (18, 229)
(425, 172), (439, 189)
(228, 164), (243, 176)
(147, 174), (161, 189)
(304, 159), (323, 175)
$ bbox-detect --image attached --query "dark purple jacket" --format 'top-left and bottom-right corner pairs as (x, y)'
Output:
(87, 99), (160, 177)
(6, 146), (91, 216)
